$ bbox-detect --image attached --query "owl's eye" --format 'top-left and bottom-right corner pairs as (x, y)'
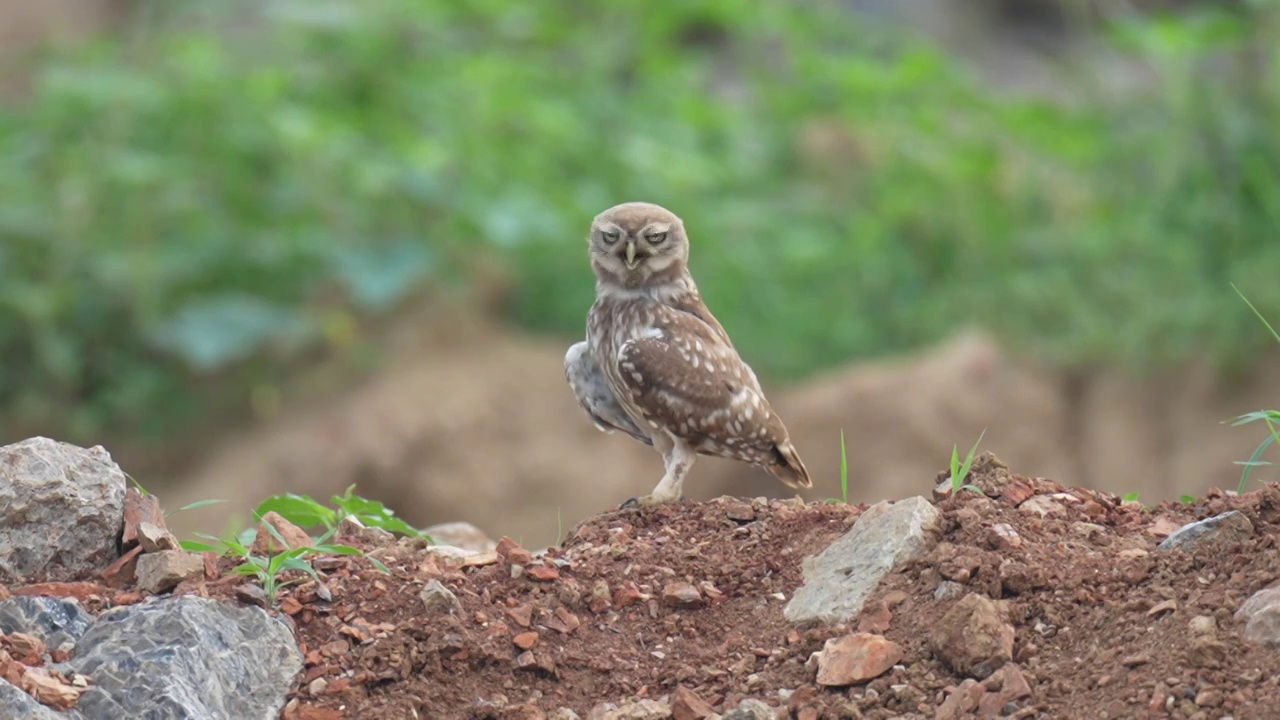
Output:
(646, 231), (668, 245)
(601, 230), (621, 244)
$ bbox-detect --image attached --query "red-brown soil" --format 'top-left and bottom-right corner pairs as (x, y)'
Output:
(8, 454), (1270, 719)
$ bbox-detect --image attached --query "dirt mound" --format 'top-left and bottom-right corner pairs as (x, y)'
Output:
(157, 319), (1280, 553)
(7, 456), (1280, 717)
(145, 456), (1279, 719)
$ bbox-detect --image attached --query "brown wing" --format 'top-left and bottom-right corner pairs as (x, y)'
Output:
(614, 306), (786, 464)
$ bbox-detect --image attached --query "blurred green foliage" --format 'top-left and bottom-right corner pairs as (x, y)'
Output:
(1, 0), (1279, 443)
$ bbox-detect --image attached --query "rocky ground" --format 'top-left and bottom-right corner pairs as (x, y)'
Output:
(4, 439), (1280, 719)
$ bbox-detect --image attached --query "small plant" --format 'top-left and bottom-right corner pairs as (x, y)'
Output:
(182, 514), (379, 605)
(948, 429), (988, 494)
(1121, 491), (1141, 503)
(253, 484), (430, 541)
(825, 429), (851, 504)
(1229, 284), (1280, 494)
(1179, 494), (1197, 504)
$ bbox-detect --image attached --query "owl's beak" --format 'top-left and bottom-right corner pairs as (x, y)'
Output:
(624, 240), (639, 269)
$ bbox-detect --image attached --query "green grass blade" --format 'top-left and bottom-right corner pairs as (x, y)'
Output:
(1231, 283), (1280, 344)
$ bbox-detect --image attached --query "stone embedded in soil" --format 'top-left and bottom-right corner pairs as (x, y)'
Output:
(134, 549), (205, 594)
(671, 686), (716, 720)
(1157, 510), (1254, 552)
(785, 496), (941, 624)
(723, 698), (773, 720)
(420, 580), (461, 615)
(251, 511), (314, 554)
(65, 595), (302, 720)
(936, 678), (985, 719)
(815, 632), (904, 686)
(661, 582), (705, 609)
(507, 603), (534, 627)
(527, 565), (560, 582)
(929, 593), (1015, 679)
(592, 699), (673, 719)
(422, 521), (497, 554)
(724, 501), (756, 522)
(0, 437), (128, 584)
(1235, 585), (1280, 646)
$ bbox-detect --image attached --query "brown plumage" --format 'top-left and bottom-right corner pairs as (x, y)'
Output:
(564, 201), (811, 506)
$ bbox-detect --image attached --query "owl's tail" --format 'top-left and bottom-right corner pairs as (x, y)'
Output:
(768, 441), (812, 489)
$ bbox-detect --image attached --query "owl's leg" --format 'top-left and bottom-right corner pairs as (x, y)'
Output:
(623, 432), (696, 508)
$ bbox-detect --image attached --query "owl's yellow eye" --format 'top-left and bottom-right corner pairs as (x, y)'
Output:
(601, 230), (621, 244)
(646, 231), (668, 245)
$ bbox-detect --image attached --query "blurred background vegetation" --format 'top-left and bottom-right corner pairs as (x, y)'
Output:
(2, 0), (1278, 460)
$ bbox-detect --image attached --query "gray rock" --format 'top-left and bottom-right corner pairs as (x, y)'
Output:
(420, 579), (461, 614)
(64, 595), (302, 720)
(934, 580), (967, 600)
(0, 437), (128, 584)
(134, 550), (204, 594)
(1157, 511), (1254, 552)
(1235, 585), (1280, 646)
(0, 595), (94, 653)
(723, 699), (773, 720)
(549, 710), (583, 720)
(0, 678), (66, 720)
(785, 496), (941, 624)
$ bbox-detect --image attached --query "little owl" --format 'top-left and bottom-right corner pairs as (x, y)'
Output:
(565, 201), (812, 506)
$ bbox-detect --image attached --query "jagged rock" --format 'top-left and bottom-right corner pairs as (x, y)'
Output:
(423, 521), (497, 554)
(815, 633), (904, 686)
(250, 512), (315, 555)
(136, 522), (180, 553)
(671, 686), (717, 720)
(0, 596), (94, 654)
(420, 580), (461, 615)
(1157, 511), (1254, 552)
(785, 497), (941, 624)
(0, 437), (128, 584)
(135, 550), (204, 594)
(65, 595), (302, 720)
(0, 676), (65, 719)
(929, 593), (1015, 679)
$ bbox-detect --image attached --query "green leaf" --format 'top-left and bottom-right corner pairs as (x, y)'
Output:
(180, 540), (223, 553)
(254, 494), (336, 529)
(176, 498), (228, 512)
(147, 294), (316, 372)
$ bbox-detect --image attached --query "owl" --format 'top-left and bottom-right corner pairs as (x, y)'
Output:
(565, 201), (812, 507)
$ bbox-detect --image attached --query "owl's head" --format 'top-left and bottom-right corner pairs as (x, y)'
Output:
(588, 202), (690, 289)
